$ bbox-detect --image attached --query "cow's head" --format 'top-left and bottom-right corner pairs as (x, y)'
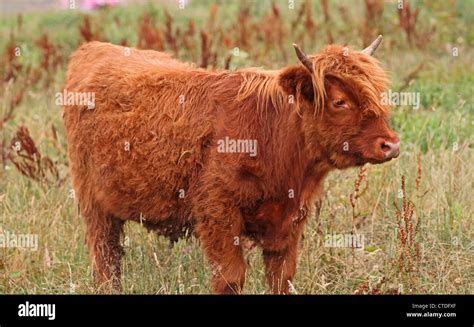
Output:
(278, 36), (400, 169)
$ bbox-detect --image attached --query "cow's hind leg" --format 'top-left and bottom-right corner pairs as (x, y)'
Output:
(83, 208), (125, 292)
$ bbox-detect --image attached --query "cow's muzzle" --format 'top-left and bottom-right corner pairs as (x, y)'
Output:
(376, 137), (400, 160)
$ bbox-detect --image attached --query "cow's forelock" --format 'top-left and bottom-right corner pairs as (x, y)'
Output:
(310, 45), (390, 117)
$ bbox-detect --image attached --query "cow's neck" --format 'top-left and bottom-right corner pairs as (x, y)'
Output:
(267, 106), (332, 205)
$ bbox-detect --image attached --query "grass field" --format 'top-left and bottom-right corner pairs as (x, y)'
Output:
(0, 0), (472, 294)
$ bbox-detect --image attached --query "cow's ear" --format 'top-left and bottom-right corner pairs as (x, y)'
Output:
(278, 65), (314, 102)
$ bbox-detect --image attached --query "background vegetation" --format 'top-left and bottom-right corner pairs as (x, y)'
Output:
(0, 0), (472, 294)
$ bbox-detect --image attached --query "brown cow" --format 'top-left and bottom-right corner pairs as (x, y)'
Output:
(63, 36), (399, 294)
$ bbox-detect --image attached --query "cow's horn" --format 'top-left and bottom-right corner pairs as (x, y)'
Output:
(293, 43), (313, 73)
(361, 35), (383, 56)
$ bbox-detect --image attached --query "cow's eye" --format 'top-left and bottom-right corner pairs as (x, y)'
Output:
(333, 99), (346, 107)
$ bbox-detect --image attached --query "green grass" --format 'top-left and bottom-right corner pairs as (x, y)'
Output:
(0, 0), (472, 294)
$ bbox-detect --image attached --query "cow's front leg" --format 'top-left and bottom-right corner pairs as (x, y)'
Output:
(193, 194), (246, 294)
(262, 225), (303, 294)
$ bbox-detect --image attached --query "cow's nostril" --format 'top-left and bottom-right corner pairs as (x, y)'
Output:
(381, 143), (391, 152)
(382, 141), (400, 159)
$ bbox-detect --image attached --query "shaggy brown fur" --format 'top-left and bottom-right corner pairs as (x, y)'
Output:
(63, 41), (399, 294)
